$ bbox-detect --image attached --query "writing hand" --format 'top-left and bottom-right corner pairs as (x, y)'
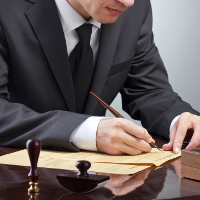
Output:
(163, 112), (200, 153)
(96, 118), (155, 155)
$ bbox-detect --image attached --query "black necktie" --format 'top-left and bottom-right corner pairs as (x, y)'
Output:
(69, 23), (93, 113)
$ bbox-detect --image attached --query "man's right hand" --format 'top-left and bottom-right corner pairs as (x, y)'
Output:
(96, 118), (155, 156)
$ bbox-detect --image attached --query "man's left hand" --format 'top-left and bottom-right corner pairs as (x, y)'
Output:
(163, 112), (200, 153)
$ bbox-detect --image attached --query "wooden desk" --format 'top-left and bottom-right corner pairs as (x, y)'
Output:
(1, 135), (200, 200)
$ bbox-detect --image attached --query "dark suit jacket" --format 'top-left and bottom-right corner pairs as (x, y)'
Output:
(0, 0), (198, 150)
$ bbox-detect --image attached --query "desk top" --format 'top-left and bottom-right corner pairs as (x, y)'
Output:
(1, 135), (200, 200)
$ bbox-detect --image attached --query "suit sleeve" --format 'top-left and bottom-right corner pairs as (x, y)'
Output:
(0, 24), (90, 150)
(120, 1), (200, 138)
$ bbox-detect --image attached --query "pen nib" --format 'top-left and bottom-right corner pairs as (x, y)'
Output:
(150, 143), (162, 151)
(155, 145), (162, 151)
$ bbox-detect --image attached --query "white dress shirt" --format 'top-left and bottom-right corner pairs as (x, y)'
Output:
(54, 0), (102, 151)
(54, 0), (179, 151)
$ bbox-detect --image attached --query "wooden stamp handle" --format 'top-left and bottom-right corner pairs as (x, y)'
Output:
(76, 160), (91, 177)
(26, 139), (42, 182)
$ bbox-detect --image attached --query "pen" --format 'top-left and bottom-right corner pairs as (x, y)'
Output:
(90, 92), (161, 151)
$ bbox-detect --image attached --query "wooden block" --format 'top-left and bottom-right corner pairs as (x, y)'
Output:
(181, 148), (200, 181)
(181, 176), (200, 196)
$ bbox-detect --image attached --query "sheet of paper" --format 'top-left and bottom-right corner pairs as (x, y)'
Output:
(0, 152), (149, 174)
(6, 148), (181, 166)
(44, 148), (181, 166)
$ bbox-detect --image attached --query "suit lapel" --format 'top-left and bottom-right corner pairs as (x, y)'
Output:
(25, 0), (75, 111)
(84, 18), (121, 115)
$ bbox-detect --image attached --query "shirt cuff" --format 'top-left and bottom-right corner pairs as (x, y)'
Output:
(169, 115), (180, 133)
(69, 116), (103, 151)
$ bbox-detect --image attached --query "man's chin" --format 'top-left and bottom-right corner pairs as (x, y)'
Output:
(96, 16), (119, 24)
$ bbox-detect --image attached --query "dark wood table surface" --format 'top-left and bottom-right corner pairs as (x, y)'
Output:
(1, 135), (200, 200)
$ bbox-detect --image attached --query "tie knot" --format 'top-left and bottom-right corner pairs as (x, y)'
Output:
(76, 23), (92, 46)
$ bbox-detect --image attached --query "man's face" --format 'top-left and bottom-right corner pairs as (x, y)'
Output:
(68, 0), (134, 24)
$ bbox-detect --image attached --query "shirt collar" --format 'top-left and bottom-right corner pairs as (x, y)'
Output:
(54, 0), (101, 32)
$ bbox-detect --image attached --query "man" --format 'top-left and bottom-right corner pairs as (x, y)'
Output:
(0, 0), (199, 155)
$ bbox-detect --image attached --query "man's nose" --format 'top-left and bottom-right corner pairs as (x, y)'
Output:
(117, 0), (134, 7)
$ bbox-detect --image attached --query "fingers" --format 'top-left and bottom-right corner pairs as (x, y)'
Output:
(162, 120), (178, 151)
(163, 113), (200, 154)
(96, 118), (152, 156)
(121, 132), (151, 152)
(117, 142), (143, 156)
(186, 127), (200, 149)
(122, 120), (155, 144)
(112, 119), (153, 152)
(172, 113), (200, 153)
(98, 139), (143, 156)
(173, 115), (189, 153)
